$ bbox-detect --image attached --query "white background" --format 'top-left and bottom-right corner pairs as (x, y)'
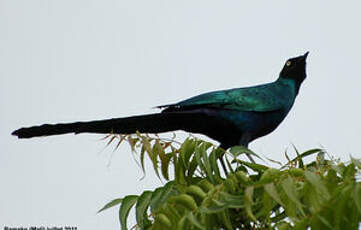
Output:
(1, 1), (361, 229)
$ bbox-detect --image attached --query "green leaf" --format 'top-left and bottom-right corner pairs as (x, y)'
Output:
(244, 186), (256, 221)
(317, 215), (333, 229)
(156, 213), (172, 228)
(175, 156), (187, 185)
(150, 181), (175, 212)
(180, 138), (196, 169)
(171, 194), (198, 211)
(259, 168), (282, 184)
(197, 179), (214, 192)
(98, 198), (122, 213)
(119, 195), (138, 230)
(262, 189), (273, 222)
(165, 205), (182, 224)
(292, 144), (304, 168)
(135, 191), (152, 229)
(343, 163), (357, 179)
(114, 137), (361, 229)
(201, 144), (214, 181)
(299, 148), (323, 159)
(200, 201), (227, 214)
(209, 148), (220, 178)
(149, 139), (161, 180)
(264, 183), (284, 206)
(149, 187), (164, 212)
(187, 155), (199, 178)
(154, 140), (171, 180)
(235, 170), (250, 184)
(161, 153), (172, 181)
(229, 145), (262, 160)
(195, 143), (213, 182)
(281, 176), (305, 216)
(217, 210), (233, 230)
(283, 148), (322, 169)
(233, 159), (268, 172)
(288, 168), (304, 177)
(304, 171), (330, 200)
(177, 216), (188, 230)
(223, 177), (237, 194)
(293, 218), (309, 230)
(127, 135), (138, 152)
(334, 185), (352, 228)
(140, 145), (146, 174)
(353, 183), (361, 214)
(220, 192), (244, 208)
(186, 185), (207, 200)
(187, 212), (206, 230)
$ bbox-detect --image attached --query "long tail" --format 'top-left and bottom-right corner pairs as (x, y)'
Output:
(11, 112), (207, 139)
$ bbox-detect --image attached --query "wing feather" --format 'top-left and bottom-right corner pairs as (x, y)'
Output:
(159, 81), (295, 112)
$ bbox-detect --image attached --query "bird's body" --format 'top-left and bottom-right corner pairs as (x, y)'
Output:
(12, 53), (308, 151)
(159, 77), (298, 148)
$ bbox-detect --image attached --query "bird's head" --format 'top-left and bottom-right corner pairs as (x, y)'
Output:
(279, 52), (309, 85)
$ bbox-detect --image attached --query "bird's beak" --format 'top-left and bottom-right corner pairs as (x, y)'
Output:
(303, 51), (309, 60)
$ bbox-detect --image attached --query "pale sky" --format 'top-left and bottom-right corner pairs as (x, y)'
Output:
(1, 1), (361, 229)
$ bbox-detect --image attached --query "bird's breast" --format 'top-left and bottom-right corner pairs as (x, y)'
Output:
(217, 109), (290, 142)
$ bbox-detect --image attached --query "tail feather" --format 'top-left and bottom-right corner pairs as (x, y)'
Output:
(12, 112), (211, 139)
(12, 109), (242, 149)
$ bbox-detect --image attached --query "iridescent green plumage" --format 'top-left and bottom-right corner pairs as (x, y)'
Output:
(163, 78), (297, 112)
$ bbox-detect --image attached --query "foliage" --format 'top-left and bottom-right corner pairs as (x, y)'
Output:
(98, 133), (361, 230)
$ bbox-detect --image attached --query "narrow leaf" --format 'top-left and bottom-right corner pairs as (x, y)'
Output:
(187, 155), (199, 178)
(264, 183), (284, 206)
(180, 138), (195, 168)
(201, 144), (214, 182)
(244, 186), (257, 221)
(119, 195), (138, 230)
(150, 181), (175, 212)
(140, 145), (146, 174)
(353, 183), (361, 214)
(98, 198), (122, 213)
(218, 210), (234, 230)
(230, 145), (262, 160)
(149, 187), (164, 212)
(209, 149), (220, 178)
(317, 215), (333, 229)
(281, 176), (304, 216)
(135, 191), (153, 229)
(304, 171), (330, 200)
(292, 144), (304, 168)
(283, 148), (322, 169)
(233, 159), (268, 172)
(187, 212), (206, 230)
(154, 140), (170, 180)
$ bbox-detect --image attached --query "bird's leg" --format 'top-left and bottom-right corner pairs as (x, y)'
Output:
(246, 154), (256, 164)
(241, 142), (256, 163)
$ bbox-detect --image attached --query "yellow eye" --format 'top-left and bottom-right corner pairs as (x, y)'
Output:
(286, 61), (291, 66)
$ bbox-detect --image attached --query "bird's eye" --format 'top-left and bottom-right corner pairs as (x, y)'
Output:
(286, 61), (291, 66)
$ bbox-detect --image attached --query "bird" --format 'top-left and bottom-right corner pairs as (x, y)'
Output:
(12, 52), (308, 161)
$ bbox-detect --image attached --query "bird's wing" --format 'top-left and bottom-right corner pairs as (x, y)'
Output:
(159, 83), (287, 112)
